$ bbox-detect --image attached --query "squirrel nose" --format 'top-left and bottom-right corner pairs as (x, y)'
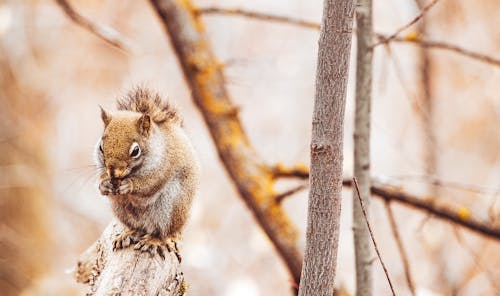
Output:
(107, 165), (128, 179)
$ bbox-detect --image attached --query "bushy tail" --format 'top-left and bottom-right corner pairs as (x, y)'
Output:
(117, 87), (181, 125)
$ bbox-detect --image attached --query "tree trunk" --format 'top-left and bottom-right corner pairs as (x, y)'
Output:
(298, 0), (355, 295)
(353, 0), (373, 295)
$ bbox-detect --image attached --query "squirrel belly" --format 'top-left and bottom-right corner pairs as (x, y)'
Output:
(110, 172), (190, 239)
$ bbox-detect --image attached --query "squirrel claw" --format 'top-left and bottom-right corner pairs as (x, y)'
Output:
(133, 235), (181, 262)
(113, 230), (140, 251)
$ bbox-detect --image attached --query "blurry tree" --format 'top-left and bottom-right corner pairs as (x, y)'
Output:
(0, 49), (52, 295)
(353, 0), (373, 295)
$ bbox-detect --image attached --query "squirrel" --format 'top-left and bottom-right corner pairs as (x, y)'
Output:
(95, 87), (199, 261)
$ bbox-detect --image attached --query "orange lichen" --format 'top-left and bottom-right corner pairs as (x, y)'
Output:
(405, 30), (420, 42)
(457, 206), (471, 220)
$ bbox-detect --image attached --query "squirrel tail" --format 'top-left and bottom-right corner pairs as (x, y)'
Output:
(117, 87), (181, 125)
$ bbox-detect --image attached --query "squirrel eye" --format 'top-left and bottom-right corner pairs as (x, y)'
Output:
(99, 141), (104, 153)
(129, 142), (141, 159)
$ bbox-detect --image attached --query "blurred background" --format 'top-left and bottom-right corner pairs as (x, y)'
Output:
(0, 0), (499, 295)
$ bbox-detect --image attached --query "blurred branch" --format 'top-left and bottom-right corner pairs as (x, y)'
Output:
(75, 221), (185, 295)
(379, 35), (500, 68)
(148, 0), (303, 288)
(196, 6), (500, 68)
(55, 0), (131, 52)
(275, 183), (308, 204)
(385, 202), (416, 296)
(353, 178), (396, 296)
(452, 228), (500, 294)
(345, 179), (500, 241)
(196, 7), (320, 29)
(275, 166), (500, 240)
(271, 163), (309, 179)
(373, 0), (440, 47)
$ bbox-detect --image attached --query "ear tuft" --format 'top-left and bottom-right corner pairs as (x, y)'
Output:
(137, 113), (151, 136)
(100, 105), (111, 127)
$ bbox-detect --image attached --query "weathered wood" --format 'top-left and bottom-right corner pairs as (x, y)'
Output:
(75, 221), (185, 296)
(298, 0), (356, 295)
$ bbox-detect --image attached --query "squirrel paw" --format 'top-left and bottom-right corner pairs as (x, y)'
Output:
(99, 179), (114, 196)
(99, 179), (133, 196)
(134, 234), (181, 262)
(116, 179), (133, 195)
(112, 230), (140, 251)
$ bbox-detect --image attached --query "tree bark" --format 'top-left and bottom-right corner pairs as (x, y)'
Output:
(75, 221), (185, 296)
(353, 0), (373, 295)
(298, 0), (355, 295)
(148, 0), (303, 288)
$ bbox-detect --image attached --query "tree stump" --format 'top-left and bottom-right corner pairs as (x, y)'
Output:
(75, 220), (185, 296)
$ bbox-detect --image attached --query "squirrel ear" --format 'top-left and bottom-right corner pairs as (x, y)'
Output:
(137, 114), (151, 136)
(100, 105), (111, 127)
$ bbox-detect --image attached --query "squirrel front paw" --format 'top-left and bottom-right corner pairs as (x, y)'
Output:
(99, 179), (133, 196)
(99, 179), (114, 196)
(117, 179), (133, 195)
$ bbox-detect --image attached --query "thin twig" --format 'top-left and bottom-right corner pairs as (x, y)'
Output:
(372, 0), (441, 47)
(385, 36), (500, 68)
(387, 174), (500, 195)
(385, 201), (416, 296)
(452, 228), (500, 294)
(275, 183), (309, 203)
(55, 0), (131, 52)
(353, 178), (397, 296)
(196, 7), (320, 30)
(196, 6), (500, 70)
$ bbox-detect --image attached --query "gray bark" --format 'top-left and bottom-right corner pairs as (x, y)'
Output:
(298, 0), (355, 295)
(353, 0), (373, 295)
(75, 221), (185, 296)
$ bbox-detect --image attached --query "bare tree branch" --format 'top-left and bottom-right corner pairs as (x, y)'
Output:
(196, 7), (320, 29)
(344, 179), (500, 241)
(196, 7), (500, 69)
(271, 163), (309, 179)
(353, 178), (397, 296)
(55, 0), (131, 52)
(380, 35), (500, 68)
(275, 170), (500, 241)
(372, 0), (441, 47)
(275, 183), (309, 204)
(452, 228), (500, 294)
(385, 202), (416, 296)
(75, 221), (185, 296)
(148, 0), (303, 289)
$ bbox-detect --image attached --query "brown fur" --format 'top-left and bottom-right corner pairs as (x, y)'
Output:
(96, 88), (199, 246)
(117, 87), (182, 126)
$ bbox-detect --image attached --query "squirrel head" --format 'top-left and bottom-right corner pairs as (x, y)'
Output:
(97, 107), (153, 181)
